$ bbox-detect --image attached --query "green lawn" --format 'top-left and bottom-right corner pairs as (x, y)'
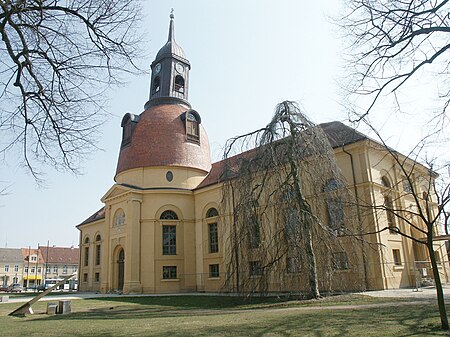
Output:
(0, 295), (448, 336)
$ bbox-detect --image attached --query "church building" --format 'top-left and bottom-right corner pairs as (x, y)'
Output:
(77, 15), (448, 294)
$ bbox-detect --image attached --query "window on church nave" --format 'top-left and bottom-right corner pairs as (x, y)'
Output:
(95, 235), (102, 265)
(206, 207), (219, 218)
(84, 237), (90, 267)
(162, 266), (177, 279)
(160, 210), (178, 220)
(208, 223), (218, 253)
(323, 179), (345, 236)
(381, 176), (397, 234)
(162, 225), (176, 255)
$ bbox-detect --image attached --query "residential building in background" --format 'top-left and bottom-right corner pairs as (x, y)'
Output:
(0, 248), (23, 286)
(0, 246), (79, 290)
(39, 245), (79, 290)
(21, 248), (45, 288)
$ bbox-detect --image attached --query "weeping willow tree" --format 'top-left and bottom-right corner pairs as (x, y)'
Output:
(221, 101), (365, 298)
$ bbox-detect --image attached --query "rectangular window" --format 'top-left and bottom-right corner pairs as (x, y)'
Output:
(31, 256), (37, 262)
(403, 179), (413, 193)
(94, 272), (100, 282)
(37, 267), (41, 273)
(84, 246), (89, 266)
(209, 223), (219, 253)
(434, 251), (441, 263)
(53, 266), (58, 274)
(62, 266), (68, 274)
(31, 267), (35, 273)
(393, 249), (402, 266)
(14, 265), (19, 272)
(4, 265), (9, 272)
(284, 208), (300, 244)
(95, 245), (101, 265)
(326, 198), (345, 235)
(332, 252), (349, 270)
(249, 218), (261, 249)
(72, 266), (77, 273)
(162, 225), (176, 255)
(162, 266), (177, 279)
(24, 267), (28, 273)
(83, 273), (88, 282)
(46, 266), (51, 273)
(249, 261), (262, 276)
(286, 257), (300, 274)
(209, 264), (220, 278)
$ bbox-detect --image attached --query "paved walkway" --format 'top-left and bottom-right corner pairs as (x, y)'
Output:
(2, 284), (450, 304)
(361, 284), (450, 299)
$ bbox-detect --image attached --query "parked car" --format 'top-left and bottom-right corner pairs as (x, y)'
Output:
(8, 284), (23, 293)
(0, 285), (8, 292)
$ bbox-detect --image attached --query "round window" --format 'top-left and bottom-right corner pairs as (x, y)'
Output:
(166, 171), (173, 182)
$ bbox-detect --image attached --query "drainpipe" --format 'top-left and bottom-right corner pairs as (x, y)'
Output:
(342, 145), (369, 291)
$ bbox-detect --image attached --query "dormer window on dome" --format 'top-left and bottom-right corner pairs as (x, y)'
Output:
(121, 113), (140, 147)
(181, 109), (201, 144)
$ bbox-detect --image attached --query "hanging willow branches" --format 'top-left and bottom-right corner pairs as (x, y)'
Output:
(220, 101), (366, 298)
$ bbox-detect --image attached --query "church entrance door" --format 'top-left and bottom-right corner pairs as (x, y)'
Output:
(117, 248), (125, 291)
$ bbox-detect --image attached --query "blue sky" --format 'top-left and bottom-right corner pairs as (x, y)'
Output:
(0, 0), (443, 248)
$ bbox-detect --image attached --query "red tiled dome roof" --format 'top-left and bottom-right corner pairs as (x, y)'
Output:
(115, 103), (211, 177)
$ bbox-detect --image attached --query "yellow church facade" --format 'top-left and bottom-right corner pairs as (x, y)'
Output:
(77, 16), (448, 294)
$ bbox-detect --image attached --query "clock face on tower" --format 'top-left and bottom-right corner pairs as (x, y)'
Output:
(155, 63), (161, 73)
(175, 63), (184, 73)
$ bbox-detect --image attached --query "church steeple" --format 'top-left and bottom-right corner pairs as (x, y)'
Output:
(145, 11), (191, 110)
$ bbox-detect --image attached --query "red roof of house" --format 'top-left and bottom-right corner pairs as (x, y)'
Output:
(38, 246), (79, 265)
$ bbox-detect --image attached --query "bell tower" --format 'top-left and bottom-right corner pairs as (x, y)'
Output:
(145, 12), (191, 109)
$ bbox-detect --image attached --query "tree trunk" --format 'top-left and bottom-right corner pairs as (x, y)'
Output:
(304, 219), (320, 298)
(287, 120), (320, 299)
(427, 234), (449, 330)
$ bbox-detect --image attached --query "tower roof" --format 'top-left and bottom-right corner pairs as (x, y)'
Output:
(154, 12), (189, 64)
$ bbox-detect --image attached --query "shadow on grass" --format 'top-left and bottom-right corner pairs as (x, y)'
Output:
(17, 299), (449, 336)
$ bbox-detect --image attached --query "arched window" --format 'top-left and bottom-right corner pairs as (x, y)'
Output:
(174, 75), (185, 93)
(160, 210), (178, 255)
(206, 207), (219, 218)
(381, 176), (391, 188)
(84, 237), (90, 267)
(381, 176), (396, 234)
(160, 210), (178, 220)
(152, 76), (161, 94)
(206, 208), (219, 254)
(114, 209), (125, 227)
(323, 179), (345, 235)
(95, 235), (101, 266)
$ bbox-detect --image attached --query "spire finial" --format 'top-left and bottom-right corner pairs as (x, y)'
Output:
(167, 9), (175, 42)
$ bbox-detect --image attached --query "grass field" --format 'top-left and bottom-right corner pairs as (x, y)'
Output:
(0, 294), (448, 336)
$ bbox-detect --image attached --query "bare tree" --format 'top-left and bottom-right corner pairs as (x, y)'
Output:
(358, 123), (450, 330)
(340, 0), (450, 123)
(220, 101), (364, 299)
(0, 0), (143, 178)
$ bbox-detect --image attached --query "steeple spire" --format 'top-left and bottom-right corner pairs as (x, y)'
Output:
(145, 11), (191, 110)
